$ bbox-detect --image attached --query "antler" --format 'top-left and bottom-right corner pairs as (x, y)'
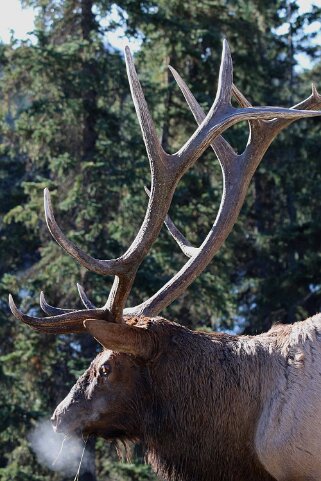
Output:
(9, 40), (321, 336)
(125, 72), (321, 317)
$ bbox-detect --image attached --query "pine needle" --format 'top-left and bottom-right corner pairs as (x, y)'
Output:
(52, 435), (67, 467)
(74, 435), (89, 481)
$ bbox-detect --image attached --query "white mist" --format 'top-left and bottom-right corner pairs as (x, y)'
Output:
(28, 420), (92, 476)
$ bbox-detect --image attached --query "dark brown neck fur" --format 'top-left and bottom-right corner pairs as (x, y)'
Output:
(139, 322), (277, 481)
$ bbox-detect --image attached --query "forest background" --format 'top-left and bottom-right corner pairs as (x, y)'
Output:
(0, 0), (321, 480)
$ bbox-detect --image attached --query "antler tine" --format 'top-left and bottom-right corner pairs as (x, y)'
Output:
(124, 47), (165, 170)
(168, 64), (237, 167)
(212, 39), (233, 109)
(44, 188), (122, 276)
(268, 82), (321, 134)
(9, 295), (110, 334)
(40, 287), (97, 314)
(124, 71), (321, 318)
(164, 214), (198, 258)
(77, 283), (97, 309)
(232, 84), (253, 108)
(144, 186), (199, 258)
(40, 285), (96, 316)
(40, 291), (72, 315)
(311, 82), (320, 100)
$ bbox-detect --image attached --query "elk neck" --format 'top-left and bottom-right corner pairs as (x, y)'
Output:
(139, 321), (281, 481)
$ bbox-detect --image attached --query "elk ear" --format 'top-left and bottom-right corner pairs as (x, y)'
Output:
(84, 319), (157, 360)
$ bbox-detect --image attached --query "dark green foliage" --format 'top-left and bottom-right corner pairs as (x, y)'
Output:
(0, 0), (320, 479)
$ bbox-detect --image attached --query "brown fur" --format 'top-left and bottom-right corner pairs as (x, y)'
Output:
(52, 314), (321, 481)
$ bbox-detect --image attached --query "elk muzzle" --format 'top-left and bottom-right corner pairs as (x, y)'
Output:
(51, 390), (84, 435)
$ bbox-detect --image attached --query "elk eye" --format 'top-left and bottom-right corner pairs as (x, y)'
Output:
(99, 364), (111, 377)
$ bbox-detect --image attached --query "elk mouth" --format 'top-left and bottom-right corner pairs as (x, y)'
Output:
(53, 420), (131, 453)
(52, 410), (130, 442)
(52, 418), (83, 437)
(51, 410), (90, 438)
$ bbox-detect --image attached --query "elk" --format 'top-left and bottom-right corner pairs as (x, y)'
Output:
(9, 40), (321, 481)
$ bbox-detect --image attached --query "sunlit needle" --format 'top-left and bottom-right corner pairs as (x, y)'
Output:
(52, 435), (67, 466)
(74, 435), (89, 481)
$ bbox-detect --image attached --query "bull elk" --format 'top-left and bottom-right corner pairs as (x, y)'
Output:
(9, 40), (321, 481)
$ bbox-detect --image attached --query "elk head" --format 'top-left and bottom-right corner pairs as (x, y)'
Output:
(9, 40), (321, 451)
(50, 317), (157, 441)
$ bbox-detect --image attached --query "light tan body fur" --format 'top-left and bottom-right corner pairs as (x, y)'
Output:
(252, 313), (321, 481)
